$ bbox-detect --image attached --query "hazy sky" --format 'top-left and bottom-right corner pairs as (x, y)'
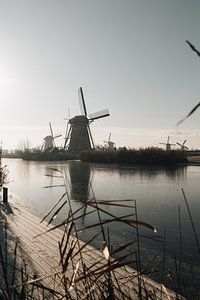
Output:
(0, 0), (200, 150)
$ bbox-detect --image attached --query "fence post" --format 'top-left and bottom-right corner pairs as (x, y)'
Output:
(3, 187), (8, 203)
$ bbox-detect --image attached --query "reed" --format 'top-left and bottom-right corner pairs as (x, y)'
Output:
(0, 150), (8, 187)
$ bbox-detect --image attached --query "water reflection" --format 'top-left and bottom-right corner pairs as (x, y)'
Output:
(68, 161), (91, 201)
(90, 163), (187, 181)
(137, 165), (187, 181)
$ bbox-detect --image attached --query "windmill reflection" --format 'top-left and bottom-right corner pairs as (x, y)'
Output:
(68, 161), (91, 201)
(68, 161), (92, 224)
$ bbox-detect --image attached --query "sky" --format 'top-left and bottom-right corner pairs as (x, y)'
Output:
(0, 0), (200, 150)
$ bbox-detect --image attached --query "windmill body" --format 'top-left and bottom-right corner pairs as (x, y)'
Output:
(107, 141), (115, 150)
(67, 115), (92, 154)
(104, 133), (115, 150)
(43, 135), (54, 151)
(65, 87), (109, 155)
(166, 143), (172, 151)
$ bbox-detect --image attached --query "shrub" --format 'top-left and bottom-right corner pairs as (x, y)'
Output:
(79, 147), (187, 165)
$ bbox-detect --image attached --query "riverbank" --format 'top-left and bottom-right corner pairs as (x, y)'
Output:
(3, 147), (188, 165)
(0, 195), (183, 299)
(187, 155), (200, 165)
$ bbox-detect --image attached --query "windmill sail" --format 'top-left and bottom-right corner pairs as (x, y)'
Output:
(89, 109), (110, 120)
(177, 140), (189, 150)
(78, 87), (87, 116)
(49, 122), (54, 136)
(49, 122), (61, 139)
(182, 139), (187, 145)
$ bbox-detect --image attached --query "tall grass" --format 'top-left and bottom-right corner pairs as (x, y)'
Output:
(0, 149), (8, 187)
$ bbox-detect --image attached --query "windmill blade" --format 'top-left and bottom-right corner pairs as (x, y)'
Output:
(78, 87), (87, 116)
(53, 134), (62, 139)
(159, 143), (167, 145)
(63, 118), (69, 149)
(89, 109), (110, 121)
(176, 101), (200, 127)
(49, 122), (54, 136)
(87, 125), (95, 148)
(64, 126), (72, 149)
(177, 142), (189, 150)
(177, 142), (182, 147)
(64, 121), (69, 139)
(108, 133), (111, 142)
(182, 139), (187, 146)
(167, 136), (170, 144)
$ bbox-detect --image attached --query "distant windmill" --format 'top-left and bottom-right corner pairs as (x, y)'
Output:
(42, 122), (62, 152)
(64, 87), (110, 154)
(159, 136), (176, 151)
(104, 133), (115, 150)
(177, 139), (189, 151)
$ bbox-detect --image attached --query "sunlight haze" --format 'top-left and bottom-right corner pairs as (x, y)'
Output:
(0, 0), (200, 150)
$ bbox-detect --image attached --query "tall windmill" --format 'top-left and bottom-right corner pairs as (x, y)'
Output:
(64, 87), (110, 154)
(42, 122), (62, 152)
(177, 139), (189, 151)
(159, 136), (176, 151)
(104, 133), (115, 150)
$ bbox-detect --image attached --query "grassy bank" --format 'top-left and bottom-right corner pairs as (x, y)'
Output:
(80, 147), (187, 165)
(21, 150), (77, 161)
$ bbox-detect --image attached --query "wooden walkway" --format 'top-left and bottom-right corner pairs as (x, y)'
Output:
(0, 198), (184, 299)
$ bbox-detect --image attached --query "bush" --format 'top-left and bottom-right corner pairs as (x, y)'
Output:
(79, 147), (187, 165)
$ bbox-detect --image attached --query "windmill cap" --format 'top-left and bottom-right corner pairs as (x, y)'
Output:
(69, 115), (88, 124)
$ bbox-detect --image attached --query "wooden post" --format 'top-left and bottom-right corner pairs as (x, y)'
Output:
(3, 187), (8, 203)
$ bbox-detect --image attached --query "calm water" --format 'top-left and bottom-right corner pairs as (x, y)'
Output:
(3, 158), (200, 295)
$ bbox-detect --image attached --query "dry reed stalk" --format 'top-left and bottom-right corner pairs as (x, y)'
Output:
(181, 188), (200, 255)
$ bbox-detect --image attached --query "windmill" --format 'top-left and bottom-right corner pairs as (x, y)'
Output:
(104, 133), (115, 150)
(64, 87), (110, 154)
(177, 139), (189, 151)
(42, 122), (62, 152)
(159, 136), (176, 151)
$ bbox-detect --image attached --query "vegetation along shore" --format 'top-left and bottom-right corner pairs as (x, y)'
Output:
(80, 147), (188, 165)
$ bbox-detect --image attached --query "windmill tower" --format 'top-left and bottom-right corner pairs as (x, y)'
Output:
(64, 87), (110, 155)
(159, 136), (176, 151)
(42, 122), (62, 152)
(177, 139), (189, 151)
(104, 133), (115, 150)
